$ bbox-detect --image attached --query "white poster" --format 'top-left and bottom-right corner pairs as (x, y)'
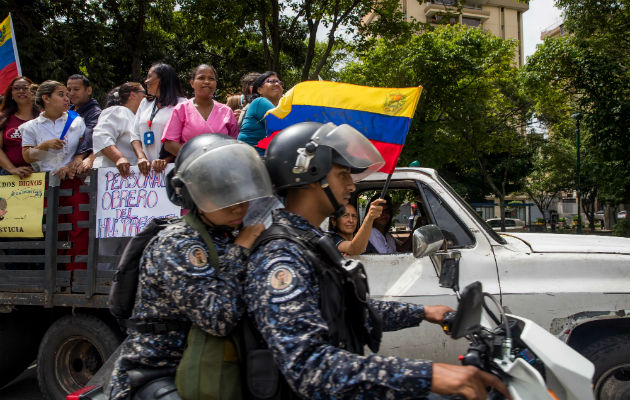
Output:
(96, 165), (181, 238)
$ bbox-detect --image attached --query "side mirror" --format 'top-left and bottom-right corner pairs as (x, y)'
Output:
(412, 224), (444, 258)
(450, 281), (483, 339)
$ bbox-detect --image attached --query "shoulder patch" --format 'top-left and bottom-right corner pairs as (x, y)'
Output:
(267, 265), (304, 304)
(267, 265), (295, 293)
(186, 245), (208, 269)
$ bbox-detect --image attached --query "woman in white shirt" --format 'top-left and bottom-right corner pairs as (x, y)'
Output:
(20, 80), (89, 270)
(131, 63), (186, 175)
(92, 82), (146, 177)
(20, 80), (86, 177)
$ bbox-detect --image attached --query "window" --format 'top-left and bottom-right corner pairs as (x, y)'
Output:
(420, 184), (475, 248)
(462, 17), (481, 27)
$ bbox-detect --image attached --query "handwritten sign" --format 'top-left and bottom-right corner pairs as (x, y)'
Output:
(0, 172), (45, 237)
(96, 166), (181, 238)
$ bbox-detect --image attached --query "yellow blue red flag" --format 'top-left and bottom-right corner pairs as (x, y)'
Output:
(258, 81), (422, 174)
(0, 14), (22, 93)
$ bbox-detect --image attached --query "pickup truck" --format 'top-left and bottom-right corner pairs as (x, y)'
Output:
(356, 168), (630, 400)
(1, 167), (628, 400)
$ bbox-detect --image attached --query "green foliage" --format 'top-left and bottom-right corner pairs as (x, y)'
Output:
(525, 1), (630, 214)
(340, 25), (533, 203)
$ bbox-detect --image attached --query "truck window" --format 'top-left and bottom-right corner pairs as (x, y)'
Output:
(420, 184), (474, 248)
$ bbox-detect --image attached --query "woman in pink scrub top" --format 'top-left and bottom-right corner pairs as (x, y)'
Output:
(162, 64), (238, 156)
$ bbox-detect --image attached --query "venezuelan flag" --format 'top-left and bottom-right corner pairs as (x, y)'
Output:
(0, 14), (22, 93)
(260, 81), (422, 174)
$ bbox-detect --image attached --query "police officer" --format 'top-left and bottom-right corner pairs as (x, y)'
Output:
(245, 122), (511, 399)
(109, 133), (272, 400)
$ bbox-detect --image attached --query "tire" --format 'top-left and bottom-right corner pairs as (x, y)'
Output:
(36, 314), (122, 400)
(0, 311), (46, 388)
(581, 334), (630, 400)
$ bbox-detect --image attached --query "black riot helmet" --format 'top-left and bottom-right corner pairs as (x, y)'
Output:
(265, 122), (384, 216)
(167, 133), (273, 212)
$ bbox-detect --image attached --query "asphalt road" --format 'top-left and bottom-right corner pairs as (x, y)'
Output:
(0, 364), (44, 400)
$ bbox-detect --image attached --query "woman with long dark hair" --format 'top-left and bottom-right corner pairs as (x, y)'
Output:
(162, 64), (238, 156)
(0, 76), (40, 177)
(327, 199), (385, 255)
(131, 63), (186, 175)
(237, 71), (284, 155)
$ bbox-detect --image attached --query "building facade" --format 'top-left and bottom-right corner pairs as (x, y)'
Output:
(385, 0), (529, 66)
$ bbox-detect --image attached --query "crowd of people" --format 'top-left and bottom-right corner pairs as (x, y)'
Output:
(0, 66), (509, 400)
(0, 65), (283, 269)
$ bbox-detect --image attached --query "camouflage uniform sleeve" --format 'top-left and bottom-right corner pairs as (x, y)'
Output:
(369, 299), (425, 332)
(246, 241), (433, 399)
(156, 232), (248, 336)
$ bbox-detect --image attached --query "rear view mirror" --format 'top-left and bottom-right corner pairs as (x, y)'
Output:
(451, 281), (483, 339)
(412, 225), (444, 258)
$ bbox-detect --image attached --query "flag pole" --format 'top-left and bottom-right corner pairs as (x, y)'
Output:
(380, 173), (393, 199)
(8, 13), (22, 76)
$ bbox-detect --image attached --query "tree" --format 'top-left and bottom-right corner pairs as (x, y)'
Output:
(522, 136), (575, 222)
(524, 17), (630, 234)
(340, 25), (533, 228)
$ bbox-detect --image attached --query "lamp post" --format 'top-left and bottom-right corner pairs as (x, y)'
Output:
(572, 112), (582, 234)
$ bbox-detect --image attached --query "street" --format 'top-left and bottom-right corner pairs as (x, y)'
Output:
(0, 364), (43, 400)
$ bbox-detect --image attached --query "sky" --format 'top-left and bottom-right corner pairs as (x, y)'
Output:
(522, 0), (564, 61)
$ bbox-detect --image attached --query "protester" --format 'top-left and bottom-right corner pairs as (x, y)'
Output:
(365, 194), (400, 254)
(236, 72), (260, 125)
(162, 64), (238, 157)
(20, 80), (89, 270)
(131, 63), (186, 175)
(327, 200), (385, 255)
(226, 94), (241, 117)
(237, 71), (283, 155)
(108, 134), (271, 400)
(67, 74), (102, 175)
(92, 82), (145, 177)
(245, 121), (510, 399)
(0, 76), (39, 177)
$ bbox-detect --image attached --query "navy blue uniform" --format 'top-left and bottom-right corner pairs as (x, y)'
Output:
(245, 209), (433, 399)
(109, 220), (249, 400)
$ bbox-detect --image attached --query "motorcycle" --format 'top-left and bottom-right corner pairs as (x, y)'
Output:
(414, 225), (596, 400)
(69, 226), (596, 400)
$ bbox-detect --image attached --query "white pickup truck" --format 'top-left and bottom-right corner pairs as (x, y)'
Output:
(355, 168), (630, 399)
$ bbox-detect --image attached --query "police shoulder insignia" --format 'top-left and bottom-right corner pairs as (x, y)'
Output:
(267, 265), (304, 303)
(186, 245), (208, 268)
(268, 265), (295, 293)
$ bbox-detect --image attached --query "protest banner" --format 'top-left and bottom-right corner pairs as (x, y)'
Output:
(0, 172), (45, 237)
(96, 165), (181, 238)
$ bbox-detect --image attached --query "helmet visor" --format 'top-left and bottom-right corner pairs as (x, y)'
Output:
(312, 124), (385, 181)
(179, 143), (273, 212)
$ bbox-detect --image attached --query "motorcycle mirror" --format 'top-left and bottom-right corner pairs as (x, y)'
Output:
(436, 250), (461, 291)
(412, 224), (444, 259)
(450, 281), (483, 339)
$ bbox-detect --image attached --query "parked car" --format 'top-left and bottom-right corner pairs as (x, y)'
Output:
(618, 210), (627, 219)
(485, 217), (526, 231)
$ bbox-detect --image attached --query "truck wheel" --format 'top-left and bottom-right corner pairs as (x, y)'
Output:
(36, 314), (121, 400)
(581, 334), (630, 400)
(0, 312), (45, 388)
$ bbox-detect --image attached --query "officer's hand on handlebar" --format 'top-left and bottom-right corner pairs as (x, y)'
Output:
(423, 305), (455, 325)
(431, 363), (511, 400)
